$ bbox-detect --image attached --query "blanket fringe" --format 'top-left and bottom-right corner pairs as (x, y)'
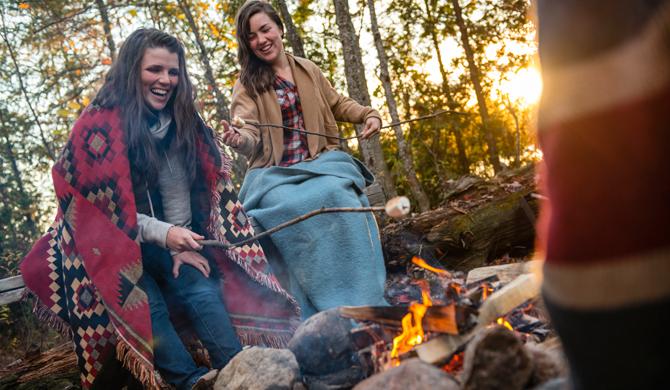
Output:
(237, 330), (294, 349)
(116, 340), (163, 390)
(23, 290), (73, 339)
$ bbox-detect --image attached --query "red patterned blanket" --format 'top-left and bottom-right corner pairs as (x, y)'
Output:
(20, 106), (299, 388)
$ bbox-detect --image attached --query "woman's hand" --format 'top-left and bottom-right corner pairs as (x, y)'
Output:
(171, 251), (210, 278)
(221, 120), (244, 148)
(166, 226), (203, 252)
(361, 117), (382, 139)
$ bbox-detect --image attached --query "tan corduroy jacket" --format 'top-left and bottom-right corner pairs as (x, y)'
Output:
(230, 54), (381, 169)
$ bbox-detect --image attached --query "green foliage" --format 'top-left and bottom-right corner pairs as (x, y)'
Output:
(0, 0), (540, 359)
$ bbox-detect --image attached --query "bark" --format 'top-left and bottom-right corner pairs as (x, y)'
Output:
(178, 0), (247, 180)
(367, 0), (430, 212)
(422, 0), (469, 174)
(274, 0), (305, 58)
(505, 96), (521, 168)
(382, 166), (537, 271)
(332, 0), (396, 198)
(450, 0), (502, 173)
(95, 0), (116, 61)
(0, 13), (55, 161)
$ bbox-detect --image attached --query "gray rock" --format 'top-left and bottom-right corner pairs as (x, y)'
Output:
(353, 358), (459, 390)
(214, 347), (302, 390)
(526, 343), (568, 387)
(288, 308), (361, 376)
(461, 325), (533, 390)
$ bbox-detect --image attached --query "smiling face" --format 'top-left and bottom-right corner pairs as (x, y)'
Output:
(248, 11), (285, 65)
(140, 47), (179, 111)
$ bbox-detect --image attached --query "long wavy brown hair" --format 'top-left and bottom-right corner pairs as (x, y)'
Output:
(235, 0), (285, 99)
(92, 28), (198, 186)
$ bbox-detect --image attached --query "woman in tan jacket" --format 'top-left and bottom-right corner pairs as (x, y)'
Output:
(222, 0), (388, 318)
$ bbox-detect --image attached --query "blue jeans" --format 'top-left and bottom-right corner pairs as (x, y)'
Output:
(139, 245), (242, 390)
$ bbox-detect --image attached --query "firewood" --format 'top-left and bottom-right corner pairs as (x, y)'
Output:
(339, 305), (467, 335)
(466, 260), (542, 285)
(477, 273), (541, 325)
(415, 273), (541, 364)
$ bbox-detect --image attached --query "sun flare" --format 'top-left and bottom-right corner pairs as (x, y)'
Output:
(499, 67), (543, 106)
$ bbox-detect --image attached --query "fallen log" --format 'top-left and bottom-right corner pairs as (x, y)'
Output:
(382, 165), (538, 271)
(0, 343), (78, 390)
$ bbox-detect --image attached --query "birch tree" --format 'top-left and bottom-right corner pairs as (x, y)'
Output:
(367, 0), (429, 211)
(332, 0), (396, 198)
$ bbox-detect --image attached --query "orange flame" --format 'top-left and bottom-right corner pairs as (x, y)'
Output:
(496, 317), (514, 331)
(443, 352), (464, 374)
(390, 283), (432, 362)
(411, 256), (451, 277)
(481, 283), (493, 300)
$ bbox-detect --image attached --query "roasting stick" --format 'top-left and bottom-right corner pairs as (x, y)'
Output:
(199, 196), (411, 250)
(229, 110), (466, 141)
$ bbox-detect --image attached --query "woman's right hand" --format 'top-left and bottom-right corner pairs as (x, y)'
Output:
(166, 226), (203, 252)
(221, 120), (244, 148)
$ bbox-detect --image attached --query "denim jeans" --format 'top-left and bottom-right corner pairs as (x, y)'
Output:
(139, 245), (242, 390)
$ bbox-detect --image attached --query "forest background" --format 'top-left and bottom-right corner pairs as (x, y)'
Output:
(0, 0), (539, 362)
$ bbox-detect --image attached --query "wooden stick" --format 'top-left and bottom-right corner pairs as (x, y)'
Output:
(233, 110), (470, 141)
(200, 206), (385, 249)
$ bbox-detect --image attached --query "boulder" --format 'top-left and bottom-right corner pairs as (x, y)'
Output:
(353, 358), (459, 390)
(215, 347), (302, 390)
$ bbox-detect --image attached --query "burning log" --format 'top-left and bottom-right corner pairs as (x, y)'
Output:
(353, 358), (459, 390)
(382, 166), (538, 271)
(415, 272), (542, 365)
(339, 304), (475, 335)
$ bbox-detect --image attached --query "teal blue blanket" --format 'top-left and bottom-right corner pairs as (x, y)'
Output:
(239, 150), (388, 318)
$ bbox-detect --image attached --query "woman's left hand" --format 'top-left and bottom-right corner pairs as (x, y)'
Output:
(171, 251), (211, 278)
(361, 117), (382, 139)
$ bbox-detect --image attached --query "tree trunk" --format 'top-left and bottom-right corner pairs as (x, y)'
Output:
(450, 0), (502, 173)
(0, 13), (55, 161)
(2, 137), (38, 236)
(421, 0), (469, 174)
(178, 0), (247, 180)
(367, 0), (429, 212)
(274, 0), (305, 58)
(504, 96), (521, 168)
(95, 0), (116, 61)
(332, 0), (396, 199)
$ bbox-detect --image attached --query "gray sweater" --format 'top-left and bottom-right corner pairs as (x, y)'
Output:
(136, 113), (192, 249)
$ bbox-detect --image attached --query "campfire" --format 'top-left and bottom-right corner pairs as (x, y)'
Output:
(332, 256), (563, 389)
(390, 279), (432, 363)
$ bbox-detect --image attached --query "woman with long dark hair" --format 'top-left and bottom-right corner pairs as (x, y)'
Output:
(21, 28), (298, 390)
(223, 0), (388, 318)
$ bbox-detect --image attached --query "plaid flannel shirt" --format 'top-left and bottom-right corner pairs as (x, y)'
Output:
(274, 75), (309, 166)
